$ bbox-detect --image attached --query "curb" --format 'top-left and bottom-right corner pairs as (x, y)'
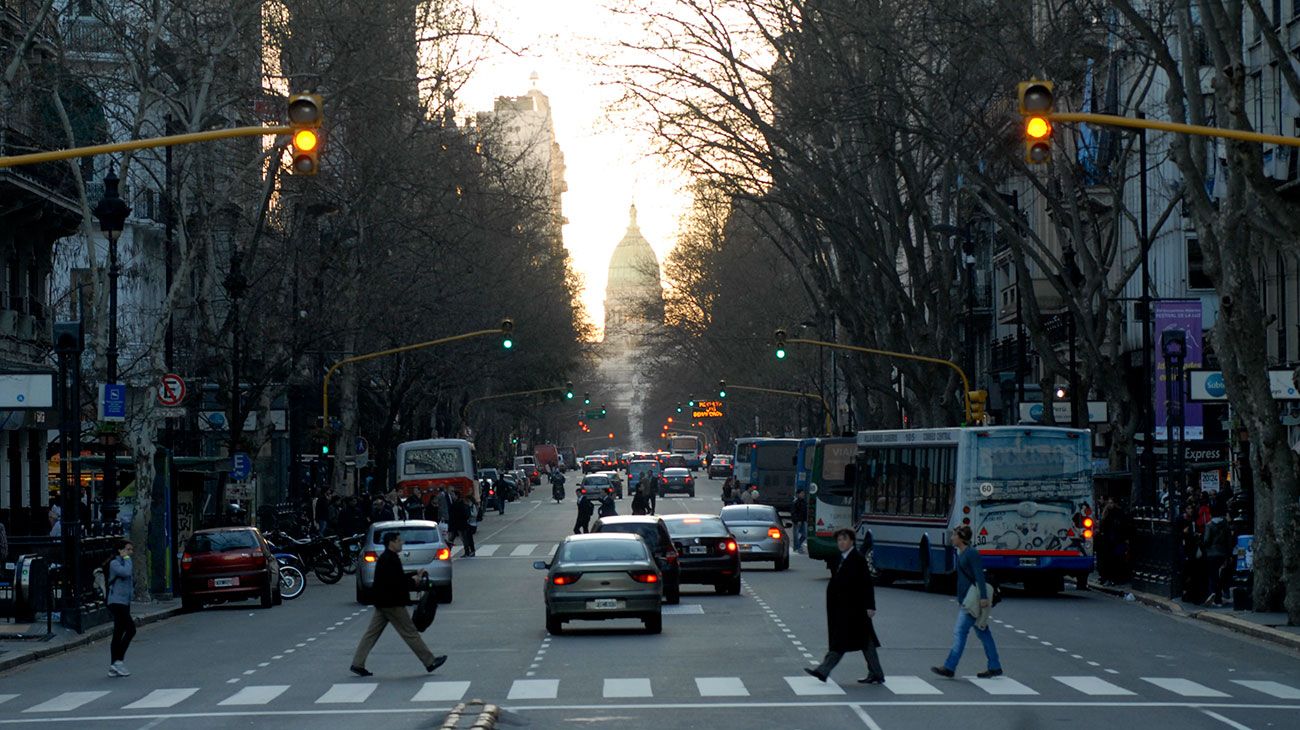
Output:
(0, 605), (183, 673)
(1090, 580), (1300, 653)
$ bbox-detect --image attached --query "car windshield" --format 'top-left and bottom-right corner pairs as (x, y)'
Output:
(664, 469), (690, 478)
(722, 506), (778, 524)
(582, 476), (611, 486)
(372, 527), (441, 546)
(187, 530), (258, 553)
(596, 523), (662, 548)
(560, 539), (649, 563)
(663, 517), (728, 537)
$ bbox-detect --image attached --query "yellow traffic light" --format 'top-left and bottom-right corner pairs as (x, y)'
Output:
(968, 389), (989, 424)
(287, 93), (323, 175)
(1017, 81), (1054, 165)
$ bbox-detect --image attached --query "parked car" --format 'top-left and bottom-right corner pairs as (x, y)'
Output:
(180, 527), (282, 611)
(720, 504), (790, 571)
(598, 470), (625, 498)
(708, 455), (734, 479)
(511, 468), (532, 496)
(535, 533), (664, 635)
(356, 520), (453, 604)
(661, 467), (696, 497)
(658, 514), (742, 595)
(514, 455), (541, 484)
(590, 516), (682, 603)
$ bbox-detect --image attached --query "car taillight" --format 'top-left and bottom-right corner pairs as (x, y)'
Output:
(181, 552), (192, 569)
(551, 573), (581, 586)
(363, 551), (379, 563)
(686, 477), (694, 485)
(724, 540), (737, 553)
(768, 527), (782, 540)
(436, 548), (451, 561)
(630, 571), (659, 583)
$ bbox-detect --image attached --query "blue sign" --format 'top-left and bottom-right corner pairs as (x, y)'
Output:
(1205, 372), (1227, 398)
(356, 436), (369, 455)
(232, 452), (253, 481)
(101, 383), (127, 422)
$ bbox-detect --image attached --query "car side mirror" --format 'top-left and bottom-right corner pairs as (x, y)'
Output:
(533, 561), (549, 570)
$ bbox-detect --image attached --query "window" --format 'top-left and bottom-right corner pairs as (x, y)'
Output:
(1187, 239), (1214, 289)
(860, 445), (956, 517)
(403, 447), (465, 475)
(186, 530), (258, 552)
(372, 527), (441, 545)
(560, 540), (648, 563)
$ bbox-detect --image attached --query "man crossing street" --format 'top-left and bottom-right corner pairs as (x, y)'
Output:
(350, 532), (447, 676)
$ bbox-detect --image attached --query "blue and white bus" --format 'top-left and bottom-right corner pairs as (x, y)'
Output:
(733, 437), (801, 513)
(795, 437), (858, 562)
(851, 426), (1095, 593)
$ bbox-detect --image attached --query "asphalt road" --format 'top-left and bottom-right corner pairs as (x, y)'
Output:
(2, 474), (1298, 730)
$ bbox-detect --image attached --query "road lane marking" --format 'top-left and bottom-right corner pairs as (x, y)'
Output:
(22, 692), (109, 713)
(785, 676), (845, 696)
(966, 677), (1038, 695)
(1053, 676), (1135, 696)
(412, 681), (471, 702)
(603, 679), (653, 698)
(0, 695), (16, 706)
(510, 544), (538, 557)
(695, 677), (749, 697)
(315, 684), (377, 704)
(1201, 710), (1256, 730)
(851, 705), (884, 730)
(1141, 678), (1229, 697)
(884, 676), (943, 695)
(474, 545), (500, 557)
(662, 604), (703, 615)
(123, 689), (200, 709)
(218, 686), (290, 706)
(508, 679), (559, 700)
(1230, 680), (1300, 699)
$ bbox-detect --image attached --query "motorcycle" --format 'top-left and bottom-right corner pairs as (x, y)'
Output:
(336, 534), (363, 575)
(265, 531), (343, 584)
(552, 482), (565, 503)
(274, 553), (307, 600)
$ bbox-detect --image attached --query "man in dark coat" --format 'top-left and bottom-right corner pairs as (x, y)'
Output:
(598, 491), (618, 518)
(805, 528), (884, 684)
(574, 495), (595, 534)
(349, 532), (446, 676)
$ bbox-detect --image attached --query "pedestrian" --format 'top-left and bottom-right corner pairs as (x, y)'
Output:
(598, 491), (617, 518)
(0, 518), (8, 567)
(631, 488), (649, 516)
(350, 531), (447, 676)
(49, 503), (62, 537)
(459, 493), (478, 557)
(436, 487), (454, 539)
(1178, 503), (1204, 602)
(791, 488), (809, 553)
(1201, 504), (1234, 606)
(496, 479), (506, 516)
(644, 472), (658, 515)
(804, 529), (884, 684)
(931, 525), (1002, 679)
(574, 494), (594, 534)
(741, 485), (759, 504)
(107, 539), (137, 677)
(721, 478), (734, 505)
(448, 492), (470, 553)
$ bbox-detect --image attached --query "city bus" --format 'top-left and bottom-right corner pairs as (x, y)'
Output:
(795, 437), (859, 563)
(669, 435), (704, 470)
(851, 426), (1094, 593)
(733, 437), (800, 513)
(396, 438), (479, 506)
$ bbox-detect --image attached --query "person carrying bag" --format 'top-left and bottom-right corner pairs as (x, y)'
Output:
(932, 525), (1003, 679)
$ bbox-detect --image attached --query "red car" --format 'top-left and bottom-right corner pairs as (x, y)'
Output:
(180, 527), (282, 611)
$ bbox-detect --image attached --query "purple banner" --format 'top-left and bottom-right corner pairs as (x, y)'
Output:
(1155, 300), (1203, 440)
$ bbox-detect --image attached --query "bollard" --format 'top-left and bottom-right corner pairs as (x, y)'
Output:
(440, 699), (501, 730)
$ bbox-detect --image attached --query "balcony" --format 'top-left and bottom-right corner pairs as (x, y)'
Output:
(62, 15), (125, 60)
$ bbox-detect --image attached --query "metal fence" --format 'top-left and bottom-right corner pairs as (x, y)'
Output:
(0, 521), (125, 631)
(1127, 506), (1179, 598)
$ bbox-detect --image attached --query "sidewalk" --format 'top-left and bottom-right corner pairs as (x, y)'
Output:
(0, 599), (182, 673)
(1090, 579), (1300, 652)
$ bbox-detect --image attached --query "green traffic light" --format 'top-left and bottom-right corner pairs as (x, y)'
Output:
(565, 391), (574, 399)
(688, 400), (695, 407)
(719, 390), (727, 398)
(502, 338), (513, 349)
(676, 407), (682, 413)
(322, 445), (330, 455)
(776, 348), (786, 359)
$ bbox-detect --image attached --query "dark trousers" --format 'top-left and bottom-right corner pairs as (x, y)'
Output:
(816, 646), (883, 679)
(462, 525), (477, 556)
(647, 494), (656, 515)
(574, 516), (589, 534)
(108, 603), (136, 663)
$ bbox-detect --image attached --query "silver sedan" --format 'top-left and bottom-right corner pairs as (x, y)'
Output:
(534, 533), (664, 634)
(356, 520), (453, 604)
(720, 504), (790, 571)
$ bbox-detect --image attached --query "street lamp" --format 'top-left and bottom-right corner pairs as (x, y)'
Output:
(92, 167), (130, 524)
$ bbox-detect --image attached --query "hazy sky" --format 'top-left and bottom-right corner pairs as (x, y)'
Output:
(458, 0), (690, 339)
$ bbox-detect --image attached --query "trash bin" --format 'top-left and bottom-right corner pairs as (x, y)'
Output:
(13, 555), (48, 623)
(1232, 534), (1253, 611)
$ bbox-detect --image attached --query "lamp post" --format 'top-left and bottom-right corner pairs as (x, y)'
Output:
(92, 167), (130, 524)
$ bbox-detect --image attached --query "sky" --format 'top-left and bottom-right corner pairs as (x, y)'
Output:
(456, 0), (691, 339)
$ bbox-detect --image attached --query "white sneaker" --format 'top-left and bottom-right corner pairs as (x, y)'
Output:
(107, 664), (121, 677)
(111, 661), (130, 677)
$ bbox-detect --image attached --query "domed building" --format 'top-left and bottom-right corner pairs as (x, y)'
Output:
(599, 204), (665, 447)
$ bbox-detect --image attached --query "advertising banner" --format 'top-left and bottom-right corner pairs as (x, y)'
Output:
(1155, 300), (1203, 440)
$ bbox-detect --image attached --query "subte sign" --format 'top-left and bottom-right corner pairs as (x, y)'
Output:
(157, 373), (187, 407)
(693, 400), (724, 418)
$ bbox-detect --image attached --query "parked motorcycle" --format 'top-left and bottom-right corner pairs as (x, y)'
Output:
(265, 531), (343, 584)
(336, 534), (363, 576)
(274, 553), (307, 600)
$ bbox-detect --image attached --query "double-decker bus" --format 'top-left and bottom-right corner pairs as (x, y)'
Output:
(733, 437), (800, 513)
(795, 437), (859, 563)
(669, 435), (704, 469)
(396, 439), (479, 506)
(851, 426), (1094, 593)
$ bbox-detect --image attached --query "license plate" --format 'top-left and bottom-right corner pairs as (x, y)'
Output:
(212, 577), (239, 587)
(588, 599), (622, 610)
(689, 546), (708, 555)
(1019, 557), (1039, 567)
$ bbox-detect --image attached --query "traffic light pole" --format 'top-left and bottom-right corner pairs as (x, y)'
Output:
(1048, 111), (1300, 148)
(722, 384), (833, 435)
(784, 338), (973, 424)
(461, 387), (565, 422)
(0, 125), (292, 168)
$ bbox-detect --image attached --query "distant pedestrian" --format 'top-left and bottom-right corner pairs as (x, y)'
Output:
(350, 531), (447, 676)
(49, 504), (62, 537)
(804, 529), (884, 684)
(741, 486), (759, 505)
(107, 539), (137, 677)
(644, 473), (658, 515)
(1201, 504), (1234, 606)
(0, 519), (8, 567)
(448, 494), (470, 554)
(931, 525), (1001, 679)
(790, 488), (808, 553)
(574, 495), (594, 534)
(631, 488), (649, 516)
(721, 477), (736, 505)
(460, 494), (479, 557)
(598, 492), (617, 518)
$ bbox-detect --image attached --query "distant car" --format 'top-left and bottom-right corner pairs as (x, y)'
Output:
(477, 468), (501, 482)
(578, 474), (615, 501)
(720, 504), (790, 570)
(659, 514), (742, 595)
(535, 533), (664, 634)
(511, 468), (532, 496)
(626, 459), (662, 492)
(356, 520), (453, 604)
(708, 455), (734, 479)
(661, 467), (696, 497)
(514, 456), (541, 484)
(591, 515), (681, 603)
(597, 470), (625, 498)
(180, 527), (282, 611)
(582, 455), (607, 474)
(666, 455), (689, 470)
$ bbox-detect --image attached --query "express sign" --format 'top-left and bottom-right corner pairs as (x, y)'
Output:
(693, 400), (724, 418)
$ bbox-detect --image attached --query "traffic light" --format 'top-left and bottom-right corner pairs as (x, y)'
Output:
(1054, 386), (1068, 400)
(774, 328), (787, 359)
(667, 416), (674, 424)
(1017, 80), (1054, 164)
(600, 405), (607, 416)
(688, 400), (695, 407)
(287, 93), (323, 175)
(968, 389), (989, 424)
(676, 403), (683, 413)
(718, 380), (727, 398)
(565, 381), (574, 400)
(608, 432), (614, 440)
(500, 318), (514, 349)
(584, 393), (591, 405)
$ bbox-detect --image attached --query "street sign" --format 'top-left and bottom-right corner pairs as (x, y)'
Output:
(1019, 401), (1107, 424)
(99, 383), (127, 422)
(692, 400), (724, 418)
(355, 436), (370, 469)
(231, 452), (253, 481)
(157, 373), (187, 407)
(156, 407), (186, 418)
(0, 372), (54, 409)
(1188, 368), (1299, 401)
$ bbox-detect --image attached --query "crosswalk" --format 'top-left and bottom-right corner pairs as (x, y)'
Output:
(453, 543), (556, 558)
(7, 675), (1299, 713)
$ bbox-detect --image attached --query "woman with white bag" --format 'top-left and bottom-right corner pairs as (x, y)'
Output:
(931, 525), (1002, 679)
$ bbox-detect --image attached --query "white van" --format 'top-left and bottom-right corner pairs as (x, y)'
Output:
(513, 455), (539, 484)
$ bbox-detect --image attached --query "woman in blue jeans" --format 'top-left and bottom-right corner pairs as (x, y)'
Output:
(931, 525), (1002, 679)
(106, 540), (137, 677)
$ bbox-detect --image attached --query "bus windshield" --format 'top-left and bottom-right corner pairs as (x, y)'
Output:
(973, 433), (1087, 481)
(404, 447), (465, 475)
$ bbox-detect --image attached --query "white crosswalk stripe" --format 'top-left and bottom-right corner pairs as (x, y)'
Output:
(604, 678), (653, 698)
(1140, 678), (1230, 697)
(508, 679), (559, 700)
(315, 683), (377, 704)
(474, 544), (500, 557)
(1053, 676), (1135, 696)
(695, 677), (749, 697)
(0, 694), (18, 706)
(785, 675), (846, 696)
(122, 688), (200, 709)
(412, 681), (471, 702)
(218, 685), (290, 706)
(510, 544), (538, 556)
(1230, 680), (1300, 699)
(884, 676), (943, 695)
(967, 676), (1039, 695)
(23, 691), (109, 713)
